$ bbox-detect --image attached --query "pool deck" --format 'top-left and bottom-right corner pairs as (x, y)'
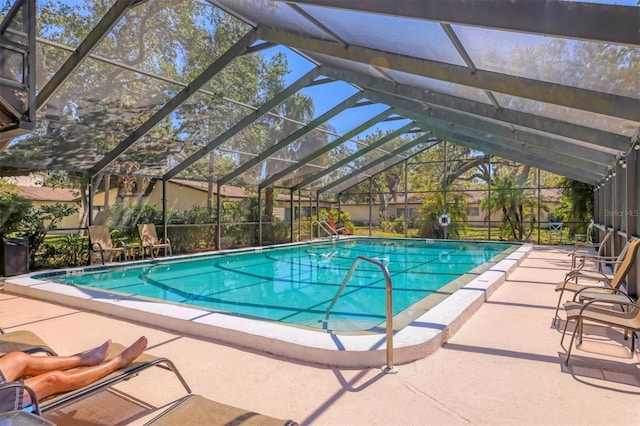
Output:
(1, 245), (638, 425)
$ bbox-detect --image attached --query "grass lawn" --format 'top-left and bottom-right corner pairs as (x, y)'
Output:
(352, 226), (577, 245)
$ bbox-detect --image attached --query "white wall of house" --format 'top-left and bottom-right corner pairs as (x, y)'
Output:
(343, 200), (560, 227)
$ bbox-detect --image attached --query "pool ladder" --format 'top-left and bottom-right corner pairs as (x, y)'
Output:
(325, 255), (398, 374)
(312, 220), (339, 241)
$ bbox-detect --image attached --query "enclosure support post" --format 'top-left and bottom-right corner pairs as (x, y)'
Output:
(162, 179), (167, 243)
(537, 168), (541, 245)
(627, 146), (639, 295)
(216, 182), (221, 250)
(369, 178), (373, 236)
(88, 175), (94, 226)
(290, 189), (294, 243)
(258, 188), (263, 246)
(404, 159), (408, 237)
(613, 164), (621, 254)
(488, 155), (492, 241)
(443, 140), (448, 240)
(298, 190), (302, 242)
(309, 190), (313, 240)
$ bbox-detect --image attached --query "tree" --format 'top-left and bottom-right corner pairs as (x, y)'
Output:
(555, 178), (594, 236)
(481, 175), (543, 241)
(260, 91), (316, 221)
(22, 203), (78, 269)
(0, 181), (32, 235)
(416, 182), (467, 239)
(1, 1), (301, 229)
(341, 130), (417, 220)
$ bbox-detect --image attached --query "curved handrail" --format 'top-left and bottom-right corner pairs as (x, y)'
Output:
(325, 255), (398, 373)
(312, 220), (338, 239)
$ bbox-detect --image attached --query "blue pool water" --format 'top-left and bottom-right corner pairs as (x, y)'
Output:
(42, 238), (515, 332)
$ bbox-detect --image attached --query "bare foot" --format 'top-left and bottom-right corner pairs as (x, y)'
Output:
(79, 339), (112, 366)
(114, 336), (148, 369)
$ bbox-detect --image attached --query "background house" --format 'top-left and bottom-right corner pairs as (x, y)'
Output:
(341, 189), (563, 226)
(14, 185), (82, 230)
(90, 178), (331, 224)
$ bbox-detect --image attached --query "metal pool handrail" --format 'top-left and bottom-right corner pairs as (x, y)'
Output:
(325, 255), (398, 374)
(312, 220), (338, 239)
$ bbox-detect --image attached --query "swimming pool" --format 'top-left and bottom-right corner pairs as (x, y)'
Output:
(6, 238), (532, 367)
(38, 238), (512, 332)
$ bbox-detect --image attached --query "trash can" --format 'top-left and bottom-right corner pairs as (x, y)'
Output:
(1, 237), (29, 276)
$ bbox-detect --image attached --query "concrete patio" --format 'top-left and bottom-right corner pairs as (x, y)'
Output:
(1, 245), (638, 425)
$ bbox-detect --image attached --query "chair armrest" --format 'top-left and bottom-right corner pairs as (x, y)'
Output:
(576, 298), (640, 314)
(574, 241), (597, 247)
(563, 269), (610, 283)
(569, 243), (597, 255)
(572, 254), (618, 263)
(572, 286), (633, 302)
(91, 242), (103, 252)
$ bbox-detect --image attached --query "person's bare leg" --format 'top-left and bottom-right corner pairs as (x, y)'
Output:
(24, 336), (147, 402)
(0, 340), (112, 382)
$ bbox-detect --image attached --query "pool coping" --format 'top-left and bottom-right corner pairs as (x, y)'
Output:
(4, 242), (533, 369)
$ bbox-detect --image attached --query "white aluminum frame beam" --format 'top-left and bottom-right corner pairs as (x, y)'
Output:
(258, 27), (640, 121)
(277, 0), (640, 47)
(322, 66), (632, 152)
(89, 29), (258, 176)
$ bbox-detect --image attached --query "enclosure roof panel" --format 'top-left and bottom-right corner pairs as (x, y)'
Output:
(0, 0), (637, 189)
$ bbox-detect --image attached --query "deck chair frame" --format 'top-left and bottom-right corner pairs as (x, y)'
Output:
(327, 214), (351, 235)
(561, 295), (639, 365)
(88, 225), (126, 264)
(0, 328), (57, 357)
(144, 394), (298, 426)
(569, 228), (613, 271)
(40, 343), (191, 412)
(553, 238), (640, 325)
(138, 224), (172, 258)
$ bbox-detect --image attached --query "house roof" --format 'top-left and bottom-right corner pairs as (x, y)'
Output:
(169, 179), (312, 202)
(17, 186), (81, 202)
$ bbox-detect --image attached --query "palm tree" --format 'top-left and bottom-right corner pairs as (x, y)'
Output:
(481, 175), (542, 241)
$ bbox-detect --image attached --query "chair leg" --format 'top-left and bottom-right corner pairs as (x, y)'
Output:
(565, 321), (579, 366)
(619, 304), (629, 341)
(560, 315), (573, 350)
(553, 290), (565, 326)
(578, 318), (584, 345)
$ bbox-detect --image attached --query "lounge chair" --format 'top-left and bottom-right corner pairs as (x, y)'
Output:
(572, 220), (595, 245)
(39, 343), (191, 412)
(553, 238), (640, 325)
(88, 225), (126, 264)
(0, 328), (57, 357)
(562, 236), (626, 287)
(568, 228), (613, 271)
(561, 295), (639, 365)
(144, 394), (298, 426)
(138, 224), (172, 258)
(327, 215), (351, 235)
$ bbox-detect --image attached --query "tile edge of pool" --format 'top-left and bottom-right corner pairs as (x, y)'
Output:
(4, 243), (533, 369)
